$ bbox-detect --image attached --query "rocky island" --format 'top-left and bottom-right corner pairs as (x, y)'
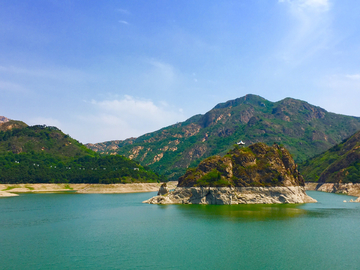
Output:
(144, 143), (316, 204)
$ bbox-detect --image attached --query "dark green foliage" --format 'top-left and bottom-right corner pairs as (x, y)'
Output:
(300, 130), (360, 183)
(194, 169), (228, 187)
(0, 123), (164, 184)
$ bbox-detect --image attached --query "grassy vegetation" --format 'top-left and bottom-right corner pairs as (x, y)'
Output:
(2, 186), (20, 191)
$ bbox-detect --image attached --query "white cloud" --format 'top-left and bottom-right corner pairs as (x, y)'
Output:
(316, 74), (360, 117)
(80, 95), (185, 143)
(0, 65), (91, 84)
(275, 0), (332, 67)
(279, 0), (330, 12)
(139, 59), (181, 93)
(345, 74), (360, 80)
(0, 80), (28, 93)
(119, 20), (129, 25)
(116, 8), (131, 15)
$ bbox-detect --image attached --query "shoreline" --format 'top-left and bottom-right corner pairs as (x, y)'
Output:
(305, 182), (360, 202)
(144, 186), (317, 205)
(0, 182), (178, 197)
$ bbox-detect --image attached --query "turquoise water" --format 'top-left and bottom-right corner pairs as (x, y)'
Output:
(1, 191), (360, 270)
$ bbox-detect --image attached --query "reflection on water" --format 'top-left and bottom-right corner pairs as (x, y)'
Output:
(159, 191), (360, 222)
(171, 203), (307, 221)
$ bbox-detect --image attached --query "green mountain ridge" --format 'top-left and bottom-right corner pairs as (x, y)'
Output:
(0, 120), (163, 184)
(86, 94), (360, 180)
(300, 130), (360, 183)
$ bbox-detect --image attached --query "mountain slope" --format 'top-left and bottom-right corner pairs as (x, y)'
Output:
(87, 94), (360, 180)
(0, 120), (163, 183)
(300, 130), (360, 183)
(178, 142), (304, 187)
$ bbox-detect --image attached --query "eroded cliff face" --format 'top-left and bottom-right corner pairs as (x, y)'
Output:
(178, 142), (304, 188)
(143, 186), (316, 205)
(305, 182), (360, 197)
(144, 143), (316, 204)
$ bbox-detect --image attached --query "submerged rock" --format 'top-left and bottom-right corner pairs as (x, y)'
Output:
(144, 143), (316, 204)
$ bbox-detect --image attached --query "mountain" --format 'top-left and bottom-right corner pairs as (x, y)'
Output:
(87, 94), (360, 180)
(0, 120), (163, 183)
(144, 143), (316, 205)
(300, 130), (360, 183)
(177, 142), (304, 188)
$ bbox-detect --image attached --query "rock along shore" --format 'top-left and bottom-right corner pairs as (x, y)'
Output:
(143, 186), (316, 205)
(305, 182), (360, 202)
(0, 182), (178, 197)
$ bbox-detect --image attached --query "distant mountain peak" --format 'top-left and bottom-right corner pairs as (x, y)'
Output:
(213, 94), (267, 109)
(0, 116), (9, 124)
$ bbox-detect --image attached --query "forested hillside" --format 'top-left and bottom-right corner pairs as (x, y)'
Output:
(0, 120), (163, 183)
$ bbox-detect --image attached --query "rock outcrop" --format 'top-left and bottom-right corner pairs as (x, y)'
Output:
(305, 182), (360, 202)
(144, 186), (316, 204)
(144, 143), (316, 204)
(0, 116), (9, 124)
(157, 183), (169, 195)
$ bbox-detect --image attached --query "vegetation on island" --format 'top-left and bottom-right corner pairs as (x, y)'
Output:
(87, 94), (360, 180)
(177, 142), (304, 188)
(0, 121), (164, 184)
(300, 130), (360, 183)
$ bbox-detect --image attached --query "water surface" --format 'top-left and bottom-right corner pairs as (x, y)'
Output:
(1, 191), (359, 269)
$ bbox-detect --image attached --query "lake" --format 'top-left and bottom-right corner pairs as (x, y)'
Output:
(1, 191), (359, 269)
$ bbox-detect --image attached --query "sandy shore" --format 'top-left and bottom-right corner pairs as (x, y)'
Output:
(0, 182), (178, 197)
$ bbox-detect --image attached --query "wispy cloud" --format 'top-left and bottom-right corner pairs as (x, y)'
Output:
(118, 20), (129, 25)
(276, 0), (332, 67)
(116, 8), (131, 15)
(0, 65), (90, 83)
(80, 95), (185, 142)
(0, 80), (28, 93)
(316, 73), (360, 117)
(279, 0), (330, 12)
(345, 74), (360, 80)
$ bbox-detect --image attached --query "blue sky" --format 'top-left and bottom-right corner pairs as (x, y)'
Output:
(1, 0), (360, 143)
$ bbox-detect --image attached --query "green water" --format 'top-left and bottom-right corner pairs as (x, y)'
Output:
(1, 191), (359, 269)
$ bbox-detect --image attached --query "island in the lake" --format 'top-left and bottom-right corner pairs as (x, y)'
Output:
(144, 142), (316, 204)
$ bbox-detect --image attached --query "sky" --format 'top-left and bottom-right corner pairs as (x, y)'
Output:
(1, 0), (360, 143)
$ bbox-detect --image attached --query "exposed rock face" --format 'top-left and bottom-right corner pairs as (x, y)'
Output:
(144, 186), (316, 205)
(145, 143), (316, 204)
(157, 183), (169, 195)
(0, 116), (9, 124)
(305, 182), (360, 202)
(178, 142), (304, 188)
